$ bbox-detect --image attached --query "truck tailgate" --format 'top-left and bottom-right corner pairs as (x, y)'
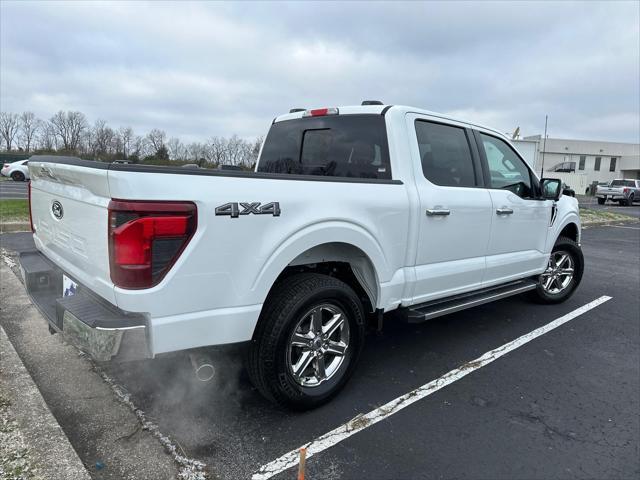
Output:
(29, 160), (115, 304)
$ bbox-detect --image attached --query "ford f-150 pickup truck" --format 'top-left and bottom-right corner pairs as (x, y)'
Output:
(22, 103), (583, 409)
(595, 179), (640, 205)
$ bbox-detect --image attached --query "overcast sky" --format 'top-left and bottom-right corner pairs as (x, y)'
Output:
(1, 1), (639, 143)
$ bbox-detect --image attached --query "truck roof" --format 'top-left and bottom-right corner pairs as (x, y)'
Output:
(273, 104), (506, 138)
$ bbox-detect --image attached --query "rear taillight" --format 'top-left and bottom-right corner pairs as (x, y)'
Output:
(28, 181), (34, 232)
(623, 188), (629, 193)
(108, 200), (197, 289)
(3, 163), (10, 169)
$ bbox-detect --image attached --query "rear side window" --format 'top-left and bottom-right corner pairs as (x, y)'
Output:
(414, 120), (476, 187)
(258, 115), (391, 179)
(480, 133), (534, 198)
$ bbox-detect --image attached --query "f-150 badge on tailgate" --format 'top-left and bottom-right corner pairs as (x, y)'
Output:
(215, 202), (280, 218)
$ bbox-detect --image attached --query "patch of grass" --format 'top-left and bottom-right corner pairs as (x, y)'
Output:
(579, 207), (636, 225)
(0, 199), (29, 222)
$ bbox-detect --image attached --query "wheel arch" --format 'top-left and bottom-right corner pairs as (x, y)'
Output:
(558, 222), (579, 243)
(250, 222), (389, 314)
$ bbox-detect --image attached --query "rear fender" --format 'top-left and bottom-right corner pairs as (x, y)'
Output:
(250, 221), (390, 308)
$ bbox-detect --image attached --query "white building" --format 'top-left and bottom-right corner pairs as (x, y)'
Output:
(513, 136), (640, 194)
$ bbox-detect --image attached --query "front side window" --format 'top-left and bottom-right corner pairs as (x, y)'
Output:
(594, 157), (601, 171)
(258, 115), (391, 180)
(480, 133), (533, 198)
(609, 157), (617, 172)
(579, 156), (586, 170)
(414, 120), (476, 187)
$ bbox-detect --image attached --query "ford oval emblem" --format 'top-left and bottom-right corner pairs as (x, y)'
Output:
(52, 200), (64, 220)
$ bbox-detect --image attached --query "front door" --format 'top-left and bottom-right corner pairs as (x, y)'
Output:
(407, 115), (493, 304)
(475, 131), (552, 286)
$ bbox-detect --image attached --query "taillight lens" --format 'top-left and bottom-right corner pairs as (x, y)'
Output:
(108, 200), (197, 289)
(303, 107), (339, 117)
(28, 181), (34, 232)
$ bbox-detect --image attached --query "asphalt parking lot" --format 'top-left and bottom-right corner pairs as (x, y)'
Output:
(579, 195), (640, 219)
(0, 178), (28, 199)
(1, 224), (639, 480)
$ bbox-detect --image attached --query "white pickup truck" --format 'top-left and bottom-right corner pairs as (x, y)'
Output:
(22, 103), (583, 409)
(595, 179), (640, 205)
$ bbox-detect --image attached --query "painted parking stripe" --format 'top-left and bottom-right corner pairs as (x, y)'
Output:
(252, 295), (612, 480)
(608, 225), (640, 230)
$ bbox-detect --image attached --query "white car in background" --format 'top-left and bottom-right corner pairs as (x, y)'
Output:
(1, 159), (30, 181)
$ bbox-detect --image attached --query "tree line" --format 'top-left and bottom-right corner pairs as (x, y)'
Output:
(0, 110), (263, 168)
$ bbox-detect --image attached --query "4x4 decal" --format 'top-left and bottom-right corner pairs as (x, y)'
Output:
(215, 202), (281, 218)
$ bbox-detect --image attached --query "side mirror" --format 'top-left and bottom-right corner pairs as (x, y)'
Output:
(541, 178), (562, 201)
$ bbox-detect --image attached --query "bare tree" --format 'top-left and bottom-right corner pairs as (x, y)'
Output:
(131, 135), (148, 161)
(38, 121), (57, 151)
(91, 119), (115, 158)
(18, 112), (40, 152)
(0, 112), (20, 151)
(146, 128), (166, 155)
(118, 126), (134, 158)
(167, 137), (185, 161)
(208, 136), (227, 165)
(50, 111), (88, 151)
(225, 135), (246, 166)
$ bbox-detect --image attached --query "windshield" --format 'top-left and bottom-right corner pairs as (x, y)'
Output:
(258, 114), (391, 180)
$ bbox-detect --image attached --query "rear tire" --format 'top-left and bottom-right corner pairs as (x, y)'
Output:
(529, 236), (584, 304)
(246, 273), (365, 410)
(626, 194), (634, 206)
(11, 171), (25, 181)
(597, 197), (605, 205)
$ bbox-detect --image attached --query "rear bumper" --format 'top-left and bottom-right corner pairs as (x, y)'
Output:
(19, 250), (151, 361)
(596, 193), (627, 200)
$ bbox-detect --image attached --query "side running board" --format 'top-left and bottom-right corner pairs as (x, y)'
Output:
(403, 279), (538, 324)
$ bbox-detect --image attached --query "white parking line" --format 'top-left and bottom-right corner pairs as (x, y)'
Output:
(252, 295), (612, 480)
(608, 225), (640, 230)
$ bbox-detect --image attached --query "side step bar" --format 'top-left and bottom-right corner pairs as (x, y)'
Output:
(403, 279), (538, 324)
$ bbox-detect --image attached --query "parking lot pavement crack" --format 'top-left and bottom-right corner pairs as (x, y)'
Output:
(510, 411), (632, 449)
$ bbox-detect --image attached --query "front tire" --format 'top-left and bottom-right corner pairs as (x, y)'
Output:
(530, 236), (584, 304)
(11, 171), (25, 181)
(247, 273), (365, 410)
(597, 197), (605, 205)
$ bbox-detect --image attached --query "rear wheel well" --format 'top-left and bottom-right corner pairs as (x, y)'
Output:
(273, 261), (374, 313)
(559, 222), (579, 243)
(264, 243), (379, 315)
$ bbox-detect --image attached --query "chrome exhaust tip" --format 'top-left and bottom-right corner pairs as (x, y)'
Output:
(189, 352), (215, 382)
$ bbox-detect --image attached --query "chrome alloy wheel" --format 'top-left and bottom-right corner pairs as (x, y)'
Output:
(540, 250), (575, 295)
(287, 304), (350, 387)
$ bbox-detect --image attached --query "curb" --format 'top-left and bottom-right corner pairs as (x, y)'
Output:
(0, 326), (92, 480)
(0, 222), (30, 233)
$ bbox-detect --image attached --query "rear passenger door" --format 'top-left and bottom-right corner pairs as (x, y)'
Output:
(407, 115), (493, 304)
(474, 131), (552, 285)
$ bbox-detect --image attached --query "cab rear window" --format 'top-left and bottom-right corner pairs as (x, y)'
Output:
(611, 180), (635, 187)
(258, 115), (391, 180)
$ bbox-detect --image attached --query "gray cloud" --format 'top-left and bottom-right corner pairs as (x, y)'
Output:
(1, 0), (638, 142)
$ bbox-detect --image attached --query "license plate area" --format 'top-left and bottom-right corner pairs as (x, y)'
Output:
(63, 274), (78, 297)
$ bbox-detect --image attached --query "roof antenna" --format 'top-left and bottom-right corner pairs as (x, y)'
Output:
(361, 100), (383, 105)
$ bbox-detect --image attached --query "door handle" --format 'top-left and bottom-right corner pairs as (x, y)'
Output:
(426, 209), (451, 216)
(496, 208), (514, 215)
